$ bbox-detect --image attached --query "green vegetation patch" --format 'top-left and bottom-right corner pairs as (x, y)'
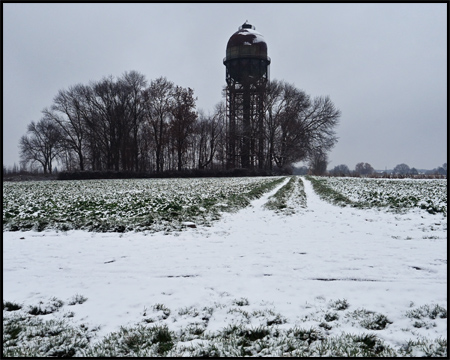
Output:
(3, 298), (447, 357)
(306, 176), (447, 214)
(306, 176), (356, 207)
(2, 177), (285, 233)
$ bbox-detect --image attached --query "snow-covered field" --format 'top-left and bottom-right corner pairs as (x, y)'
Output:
(308, 176), (447, 214)
(3, 176), (447, 356)
(2, 177), (284, 232)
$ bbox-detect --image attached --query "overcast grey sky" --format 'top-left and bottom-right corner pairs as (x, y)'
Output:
(3, 3), (447, 171)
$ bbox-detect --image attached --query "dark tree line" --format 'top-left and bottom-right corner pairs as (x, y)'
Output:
(19, 71), (340, 175)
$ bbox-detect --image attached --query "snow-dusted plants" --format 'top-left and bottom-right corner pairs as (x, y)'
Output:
(307, 176), (447, 214)
(3, 177), (284, 232)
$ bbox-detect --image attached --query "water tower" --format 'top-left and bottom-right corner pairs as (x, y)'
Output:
(223, 21), (271, 169)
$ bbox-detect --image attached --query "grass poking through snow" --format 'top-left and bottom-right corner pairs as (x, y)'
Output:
(3, 296), (447, 357)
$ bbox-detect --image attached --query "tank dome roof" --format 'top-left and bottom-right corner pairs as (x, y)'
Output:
(224, 21), (269, 62)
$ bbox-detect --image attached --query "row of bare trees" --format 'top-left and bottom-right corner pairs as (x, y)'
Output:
(19, 71), (340, 174)
(328, 162), (447, 177)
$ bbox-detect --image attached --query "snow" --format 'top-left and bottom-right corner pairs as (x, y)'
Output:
(3, 177), (447, 348)
(238, 28), (265, 44)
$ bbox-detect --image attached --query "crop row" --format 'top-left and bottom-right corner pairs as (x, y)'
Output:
(264, 176), (307, 214)
(2, 177), (285, 232)
(306, 176), (447, 215)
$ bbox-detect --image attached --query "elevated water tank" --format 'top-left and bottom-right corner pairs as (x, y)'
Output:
(224, 21), (270, 84)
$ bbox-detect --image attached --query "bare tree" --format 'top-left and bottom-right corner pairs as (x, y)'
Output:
(169, 86), (198, 171)
(196, 103), (225, 170)
(212, 101), (228, 169)
(355, 162), (374, 176)
(264, 79), (285, 170)
(265, 80), (310, 170)
(330, 164), (350, 176)
(83, 76), (115, 170)
(266, 80), (340, 171)
(309, 148), (328, 175)
(85, 75), (134, 171)
(393, 163), (411, 175)
(43, 83), (92, 171)
(19, 116), (63, 174)
(436, 166), (446, 176)
(120, 71), (148, 171)
(143, 77), (174, 173)
(300, 95), (340, 159)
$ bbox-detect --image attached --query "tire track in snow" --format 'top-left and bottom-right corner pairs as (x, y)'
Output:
(205, 176), (291, 237)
